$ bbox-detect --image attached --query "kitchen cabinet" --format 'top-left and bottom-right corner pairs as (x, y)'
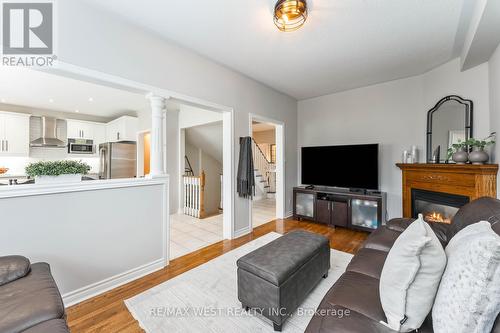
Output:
(0, 112), (30, 156)
(106, 116), (138, 142)
(67, 120), (96, 140)
(67, 119), (106, 156)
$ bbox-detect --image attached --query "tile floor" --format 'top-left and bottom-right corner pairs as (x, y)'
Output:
(170, 213), (223, 260)
(170, 197), (276, 260)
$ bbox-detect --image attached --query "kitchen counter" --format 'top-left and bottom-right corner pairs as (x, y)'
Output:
(0, 176), (159, 197)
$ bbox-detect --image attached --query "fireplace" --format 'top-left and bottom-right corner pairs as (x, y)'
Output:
(411, 189), (469, 223)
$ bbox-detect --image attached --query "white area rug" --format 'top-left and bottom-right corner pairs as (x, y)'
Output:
(125, 232), (353, 333)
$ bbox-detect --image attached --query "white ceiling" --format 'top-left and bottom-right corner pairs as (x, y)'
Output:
(82, 0), (471, 99)
(0, 66), (149, 119)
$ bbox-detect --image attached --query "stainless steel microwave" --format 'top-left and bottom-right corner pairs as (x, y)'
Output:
(68, 138), (95, 154)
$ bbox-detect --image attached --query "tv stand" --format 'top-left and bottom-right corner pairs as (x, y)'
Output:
(293, 186), (387, 232)
(349, 188), (367, 194)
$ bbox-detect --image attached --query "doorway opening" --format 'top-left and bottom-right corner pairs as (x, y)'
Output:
(249, 114), (285, 229)
(170, 104), (225, 259)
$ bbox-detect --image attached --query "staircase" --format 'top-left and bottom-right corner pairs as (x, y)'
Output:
(252, 138), (276, 199)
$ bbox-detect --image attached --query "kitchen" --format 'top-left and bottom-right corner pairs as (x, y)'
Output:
(0, 67), (151, 185)
(0, 65), (171, 307)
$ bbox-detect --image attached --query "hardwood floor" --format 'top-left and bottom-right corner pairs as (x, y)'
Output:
(66, 218), (369, 332)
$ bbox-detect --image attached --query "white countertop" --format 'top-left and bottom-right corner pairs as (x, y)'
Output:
(0, 176), (168, 199)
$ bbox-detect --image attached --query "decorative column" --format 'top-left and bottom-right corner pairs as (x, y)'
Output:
(148, 94), (167, 177)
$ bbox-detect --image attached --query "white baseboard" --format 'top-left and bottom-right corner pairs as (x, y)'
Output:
(234, 226), (252, 239)
(62, 258), (165, 307)
(284, 210), (293, 219)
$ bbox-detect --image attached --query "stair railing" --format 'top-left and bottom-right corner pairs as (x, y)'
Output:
(183, 171), (205, 218)
(251, 138), (276, 194)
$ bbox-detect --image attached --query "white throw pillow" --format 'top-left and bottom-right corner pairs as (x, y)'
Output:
(379, 214), (447, 332)
(444, 220), (492, 256)
(432, 222), (500, 333)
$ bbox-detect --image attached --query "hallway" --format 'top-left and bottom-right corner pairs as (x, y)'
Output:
(252, 198), (276, 228)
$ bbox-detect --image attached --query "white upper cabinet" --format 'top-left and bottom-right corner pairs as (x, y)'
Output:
(67, 119), (106, 156)
(67, 120), (96, 140)
(105, 116), (138, 142)
(0, 111), (30, 156)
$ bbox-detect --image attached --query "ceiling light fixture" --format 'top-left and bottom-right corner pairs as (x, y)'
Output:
(88, 97), (94, 102)
(0, 98), (5, 103)
(274, 0), (308, 32)
(75, 109), (80, 113)
(49, 98), (54, 103)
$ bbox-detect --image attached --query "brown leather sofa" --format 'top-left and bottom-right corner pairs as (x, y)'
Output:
(306, 197), (500, 333)
(0, 256), (70, 333)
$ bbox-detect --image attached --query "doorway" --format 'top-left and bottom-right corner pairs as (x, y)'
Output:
(249, 114), (285, 229)
(47, 62), (235, 267)
(170, 105), (225, 259)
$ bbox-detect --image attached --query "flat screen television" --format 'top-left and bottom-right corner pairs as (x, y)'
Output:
(301, 144), (379, 190)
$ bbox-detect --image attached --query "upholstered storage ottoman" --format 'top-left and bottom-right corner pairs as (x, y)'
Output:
(237, 231), (330, 331)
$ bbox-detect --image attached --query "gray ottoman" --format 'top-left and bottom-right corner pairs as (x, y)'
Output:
(237, 230), (330, 331)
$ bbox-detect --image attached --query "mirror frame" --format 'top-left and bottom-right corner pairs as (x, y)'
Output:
(426, 95), (473, 163)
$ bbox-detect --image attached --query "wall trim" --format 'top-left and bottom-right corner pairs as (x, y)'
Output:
(62, 258), (165, 307)
(234, 226), (252, 238)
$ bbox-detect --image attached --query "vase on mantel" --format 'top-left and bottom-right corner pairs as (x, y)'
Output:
(468, 147), (489, 165)
(451, 147), (468, 164)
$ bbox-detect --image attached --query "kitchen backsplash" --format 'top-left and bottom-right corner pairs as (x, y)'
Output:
(1, 148), (100, 176)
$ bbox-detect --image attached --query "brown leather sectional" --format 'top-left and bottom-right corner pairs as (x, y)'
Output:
(305, 197), (500, 333)
(0, 257), (70, 333)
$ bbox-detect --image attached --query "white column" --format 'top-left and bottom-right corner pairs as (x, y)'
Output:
(148, 94), (167, 177)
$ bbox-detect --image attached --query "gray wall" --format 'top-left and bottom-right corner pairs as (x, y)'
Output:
(58, 0), (298, 235)
(200, 150), (223, 215)
(298, 59), (491, 219)
(489, 44), (500, 195)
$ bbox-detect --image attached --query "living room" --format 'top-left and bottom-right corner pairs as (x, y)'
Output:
(1, 0), (499, 333)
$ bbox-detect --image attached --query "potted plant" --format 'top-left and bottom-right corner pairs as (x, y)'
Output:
(25, 160), (91, 184)
(447, 140), (468, 164)
(465, 133), (496, 165)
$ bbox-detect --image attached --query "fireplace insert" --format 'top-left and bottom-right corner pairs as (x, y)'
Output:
(411, 189), (469, 223)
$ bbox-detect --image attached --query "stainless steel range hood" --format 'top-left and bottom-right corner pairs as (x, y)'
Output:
(30, 116), (67, 148)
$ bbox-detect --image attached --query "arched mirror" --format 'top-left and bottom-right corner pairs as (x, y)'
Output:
(426, 95), (473, 163)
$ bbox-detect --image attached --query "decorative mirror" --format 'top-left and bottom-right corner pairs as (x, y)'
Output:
(426, 95), (473, 163)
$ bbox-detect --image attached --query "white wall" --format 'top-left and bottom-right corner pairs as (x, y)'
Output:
(58, 0), (297, 235)
(423, 59), (491, 140)
(298, 58), (491, 219)
(200, 150), (223, 215)
(183, 141), (222, 215)
(489, 44), (500, 195)
(166, 110), (180, 213)
(185, 142), (200, 175)
(179, 105), (222, 129)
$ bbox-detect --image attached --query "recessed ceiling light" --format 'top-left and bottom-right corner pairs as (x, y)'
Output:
(75, 109), (80, 113)
(88, 97), (94, 102)
(0, 98), (5, 103)
(49, 98), (54, 103)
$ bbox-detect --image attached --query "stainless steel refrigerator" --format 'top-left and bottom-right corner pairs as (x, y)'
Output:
(99, 142), (137, 179)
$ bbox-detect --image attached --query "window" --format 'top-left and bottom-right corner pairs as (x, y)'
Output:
(270, 144), (277, 164)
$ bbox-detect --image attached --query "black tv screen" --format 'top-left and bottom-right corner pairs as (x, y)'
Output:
(301, 144), (379, 190)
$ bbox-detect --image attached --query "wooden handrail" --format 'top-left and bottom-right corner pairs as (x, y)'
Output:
(252, 138), (271, 164)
